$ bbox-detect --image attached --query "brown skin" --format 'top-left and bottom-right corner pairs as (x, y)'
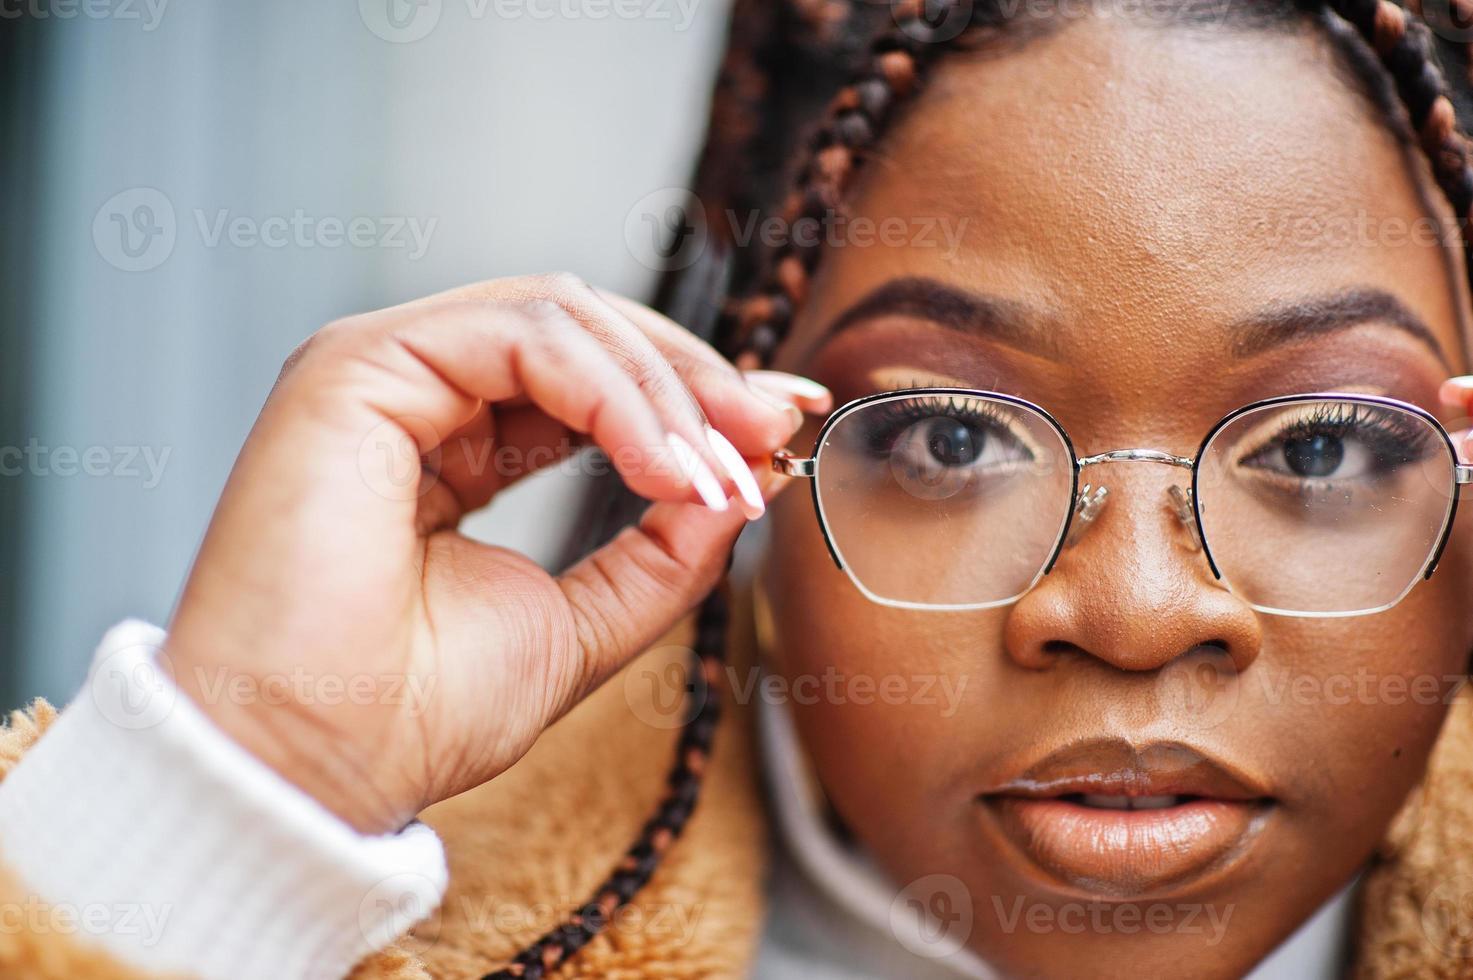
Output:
(761, 20), (1473, 980)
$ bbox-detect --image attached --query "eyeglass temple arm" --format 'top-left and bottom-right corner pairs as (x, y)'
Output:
(772, 450), (816, 478)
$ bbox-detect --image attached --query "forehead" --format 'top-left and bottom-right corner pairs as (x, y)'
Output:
(785, 17), (1469, 378)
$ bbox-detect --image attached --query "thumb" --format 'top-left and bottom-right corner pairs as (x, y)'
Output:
(552, 460), (791, 721)
(551, 498), (748, 721)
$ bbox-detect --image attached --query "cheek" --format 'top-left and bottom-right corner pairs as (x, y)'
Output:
(1274, 546), (1473, 814)
(758, 483), (1012, 843)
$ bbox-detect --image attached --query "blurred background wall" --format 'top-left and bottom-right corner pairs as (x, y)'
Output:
(0, 0), (730, 706)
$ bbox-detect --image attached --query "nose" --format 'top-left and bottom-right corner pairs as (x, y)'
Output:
(1004, 465), (1262, 675)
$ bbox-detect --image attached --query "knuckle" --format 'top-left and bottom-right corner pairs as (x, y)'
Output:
(514, 297), (573, 328)
(535, 270), (592, 296)
(307, 315), (379, 360)
(275, 318), (376, 387)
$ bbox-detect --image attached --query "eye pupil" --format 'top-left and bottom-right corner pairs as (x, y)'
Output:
(926, 418), (981, 466)
(1283, 434), (1344, 478)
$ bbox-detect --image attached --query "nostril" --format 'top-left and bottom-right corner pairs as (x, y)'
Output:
(1042, 639), (1082, 656)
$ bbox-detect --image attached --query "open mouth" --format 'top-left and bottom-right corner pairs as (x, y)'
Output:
(977, 740), (1275, 898)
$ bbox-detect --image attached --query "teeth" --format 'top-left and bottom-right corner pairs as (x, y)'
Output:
(1078, 794), (1182, 810)
(1081, 794), (1132, 809)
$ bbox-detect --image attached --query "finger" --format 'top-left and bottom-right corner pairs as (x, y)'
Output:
(1439, 377), (1473, 463)
(1440, 375), (1473, 410)
(431, 276), (749, 506)
(601, 291), (807, 455)
(430, 405), (589, 517)
(289, 299), (722, 509)
(550, 464), (788, 721)
(743, 370), (834, 416)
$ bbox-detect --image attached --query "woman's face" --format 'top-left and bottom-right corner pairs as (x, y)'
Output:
(759, 17), (1473, 979)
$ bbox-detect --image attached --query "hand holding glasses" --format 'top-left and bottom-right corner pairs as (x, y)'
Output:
(773, 389), (1473, 617)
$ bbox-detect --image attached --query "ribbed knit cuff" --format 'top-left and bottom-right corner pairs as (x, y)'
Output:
(0, 620), (448, 980)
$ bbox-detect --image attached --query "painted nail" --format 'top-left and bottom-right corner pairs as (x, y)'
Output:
(1451, 429), (1472, 464)
(666, 432), (729, 512)
(748, 380), (807, 421)
(744, 371), (832, 407)
(746, 380), (805, 431)
(706, 426), (765, 520)
(1440, 376), (1473, 406)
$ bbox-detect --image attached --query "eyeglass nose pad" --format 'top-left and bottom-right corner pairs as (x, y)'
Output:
(1064, 483), (1110, 548)
(1166, 484), (1203, 552)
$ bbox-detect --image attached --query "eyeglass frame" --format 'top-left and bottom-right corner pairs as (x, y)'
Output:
(771, 387), (1473, 618)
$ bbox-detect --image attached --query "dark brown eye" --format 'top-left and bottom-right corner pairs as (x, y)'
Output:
(923, 417), (982, 467)
(1282, 434), (1344, 478)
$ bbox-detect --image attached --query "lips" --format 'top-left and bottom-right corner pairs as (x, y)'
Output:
(977, 739), (1274, 898)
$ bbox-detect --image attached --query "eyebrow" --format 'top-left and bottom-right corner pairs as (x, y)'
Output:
(801, 276), (1063, 364)
(806, 277), (1451, 370)
(1229, 288), (1450, 368)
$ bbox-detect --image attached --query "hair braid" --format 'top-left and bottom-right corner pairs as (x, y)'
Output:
(726, 0), (968, 368)
(1325, 0), (1473, 283)
(480, 587), (729, 980)
(486, 2), (1473, 975)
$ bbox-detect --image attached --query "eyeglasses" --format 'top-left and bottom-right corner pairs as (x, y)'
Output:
(772, 389), (1473, 618)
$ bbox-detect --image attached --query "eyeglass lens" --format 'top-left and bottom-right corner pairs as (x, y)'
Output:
(812, 392), (1457, 615)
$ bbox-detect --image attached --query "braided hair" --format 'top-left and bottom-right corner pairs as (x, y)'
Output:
(485, 0), (1473, 974)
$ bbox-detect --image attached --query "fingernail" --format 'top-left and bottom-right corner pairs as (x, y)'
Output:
(1440, 376), (1473, 406)
(1452, 429), (1472, 463)
(666, 432), (729, 512)
(745, 371), (832, 408)
(746, 380), (805, 432)
(705, 426), (765, 520)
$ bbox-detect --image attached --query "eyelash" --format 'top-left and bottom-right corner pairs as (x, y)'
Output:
(857, 388), (1436, 477)
(862, 393), (1016, 457)
(1241, 403), (1434, 475)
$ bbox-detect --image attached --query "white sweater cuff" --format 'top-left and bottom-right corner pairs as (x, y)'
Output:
(0, 620), (448, 980)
